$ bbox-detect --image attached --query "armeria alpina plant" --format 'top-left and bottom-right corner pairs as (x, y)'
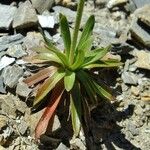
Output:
(24, 0), (122, 140)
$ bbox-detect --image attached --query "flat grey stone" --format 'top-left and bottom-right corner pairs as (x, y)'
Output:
(52, 6), (76, 23)
(16, 80), (32, 97)
(0, 34), (24, 52)
(0, 76), (6, 94)
(2, 65), (24, 88)
(130, 20), (150, 47)
(13, 0), (38, 29)
(135, 5), (150, 27)
(121, 72), (138, 85)
(132, 0), (150, 8)
(17, 120), (28, 135)
(93, 26), (117, 38)
(0, 56), (15, 71)
(133, 50), (150, 70)
(6, 44), (27, 58)
(31, 0), (54, 14)
(56, 143), (69, 150)
(0, 4), (17, 29)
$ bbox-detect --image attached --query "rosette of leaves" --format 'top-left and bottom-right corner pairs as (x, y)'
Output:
(24, 0), (122, 139)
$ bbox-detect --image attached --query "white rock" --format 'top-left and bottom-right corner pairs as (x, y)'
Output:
(0, 4), (17, 29)
(107, 0), (128, 9)
(38, 15), (55, 28)
(0, 56), (15, 71)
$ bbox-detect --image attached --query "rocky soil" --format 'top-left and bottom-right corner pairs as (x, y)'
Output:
(0, 0), (150, 150)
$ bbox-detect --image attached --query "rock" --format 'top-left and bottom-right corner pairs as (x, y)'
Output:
(15, 100), (28, 114)
(2, 65), (24, 88)
(127, 122), (139, 136)
(16, 80), (32, 97)
(6, 44), (27, 58)
(130, 19), (150, 47)
(94, 0), (109, 8)
(132, 0), (150, 8)
(31, 0), (55, 14)
(135, 105), (143, 115)
(0, 93), (27, 118)
(52, 115), (61, 132)
(24, 109), (44, 135)
(131, 86), (140, 96)
(52, 6), (76, 23)
(121, 72), (138, 85)
(135, 5), (150, 27)
(124, 0), (137, 13)
(13, 1), (38, 29)
(70, 138), (86, 150)
(0, 145), (5, 150)
(93, 26), (117, 38)
(0, 4), (17, 29)
(107, 0), (128, 9)
(0, 34), (24, 52)
(0, 94), (16, 117)
(0, 56), (15, 71)
(38, 15), (55, 28)
(23, 32), (44, 54)
(0, 115), (8, 130)
(133, 50), (150, 70)
(56, 143), (69, 150)
(17, 120), (28, 135)
(0, 77), (6, 94)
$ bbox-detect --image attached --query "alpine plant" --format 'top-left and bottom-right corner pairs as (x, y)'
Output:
(24, 0), (122, 139)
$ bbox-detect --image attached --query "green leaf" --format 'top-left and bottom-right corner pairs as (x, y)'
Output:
(77, 70), (97, 104)
(34, 70), (65, 106)
(40, 30), (69, 66)
(71, 50), (85, 70)
(83, 60), (123, 69)
(31, 46), (52, 53)
(59, 14), (71, 58)
(83, 45), (111, 66)
(64, 71), (75, 91)
(34, 53), (62, 64)
(77, 15), (95, 50)
(92, 81), (114, 101)
(78, 37), (93, 53)
(70, 82), (82, 137)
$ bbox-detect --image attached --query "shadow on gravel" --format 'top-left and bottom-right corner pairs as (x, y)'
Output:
(90, 101), (141, 150)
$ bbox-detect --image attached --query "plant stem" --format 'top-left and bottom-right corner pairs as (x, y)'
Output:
(69, 0), (85, 64)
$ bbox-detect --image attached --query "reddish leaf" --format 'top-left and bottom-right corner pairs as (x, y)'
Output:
(35, 81), (64, 139)
(23, 66), (57, 87)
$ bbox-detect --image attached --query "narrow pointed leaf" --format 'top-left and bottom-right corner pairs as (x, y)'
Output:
(31, 46), (51, 53)
(71, 50), (85, 70)
(83, 45), (111, 66)
(79, 37), (93, 53)
(93, 81), (114, 101)
(23, 67), (57, 87)
(64, 71), (75, 91)
(35, 82), (64, 139)
(34, 70), (65, 106)
(34, 53), (62, 64)
(59, 14), (71, 57)
(40, 30), (69, 66)
(77, 15), (95, 50)
(83, 60), (123, 69)
(77, 71), (97, 104)
(70, 82), (82, 136)
(45, 44), (69, 67)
